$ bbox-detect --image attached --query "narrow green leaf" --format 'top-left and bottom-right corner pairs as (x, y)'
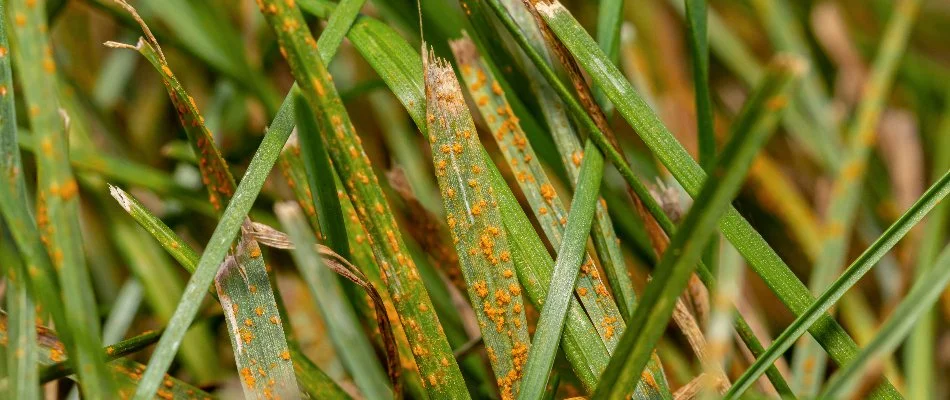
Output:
(257, 1), (469, 397)
(820, 241), (950, 397)
(685, 0), (714, 169)
(725, 168), (950, 399)
(6, 0), (114, 396)
(424, 50), (531, 398)
(527, 3), (900, 397)
(40, 329), (163, 383)
(594, 55), (802, 399)
(316, 0), (366, 63)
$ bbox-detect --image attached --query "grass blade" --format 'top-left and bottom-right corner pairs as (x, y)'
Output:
(2, 244), (39, 400)
(593, 55), (801, 399)
(684, 0), (714, 170)
(257, 1), (469, 396)
(214, 236), (300, 399)
(316, 0), (366, 63)
(424, 49), (531, 398)
(791, 1), (922, 394)
(820, 243), (950, 398)
(6, 0), (115, 396)
(725, 168), (950, 399)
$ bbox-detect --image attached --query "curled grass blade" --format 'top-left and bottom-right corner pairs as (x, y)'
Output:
(725, 168), (950, 399)
(424, 50), (531, 398)
(257, 0), (468, 396)
(791, 1), (922, 393)
(6, 0), (114, 396)
(820, 243), (950, 398)
(593, 55), (801, 399)
(527, 3), (900, 397)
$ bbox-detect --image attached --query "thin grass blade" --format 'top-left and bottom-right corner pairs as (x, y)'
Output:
(725, 168), (950, 399)
(1, 244), (39, 400)
(819, 242), (950, 397)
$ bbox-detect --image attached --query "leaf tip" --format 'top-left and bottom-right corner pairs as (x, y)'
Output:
(108, 184), (133, 212)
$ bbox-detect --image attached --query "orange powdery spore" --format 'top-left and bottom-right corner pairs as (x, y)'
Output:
(425, 46), (531, 394)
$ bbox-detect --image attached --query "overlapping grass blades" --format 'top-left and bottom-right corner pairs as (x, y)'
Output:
(256, 0), (468, 397)
(594, 54), (802, 399)
(527, 2), (902, 397)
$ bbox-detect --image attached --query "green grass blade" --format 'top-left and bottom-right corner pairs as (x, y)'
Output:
(791, 1), (921, 393)
(528, 3), (899, 397)
(424, 50), (531, 398)
(316, 0), (366, 62)
(39, 329), (163, 383)
(2, 246), (39, 400)
(820, 242), (950, 397)
(725, 168), (950, 399)
(685, 0), (714, 169)
(6, 1), (115, 396)
(277, 201), (393, 399)
(257, 1), (469, 397)
(518, 139), (606, 400)
(593, 55), (801, 399)
(905, 92), (950, 399)
(214, 236), (301, 399)
(593, 0), (623, 114)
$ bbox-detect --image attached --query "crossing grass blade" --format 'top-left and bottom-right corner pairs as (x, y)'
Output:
(820, 242), (950, 398)
(526, 3), (901, 397)
(256, 1), (469, 397)
(791, 1), (922, 393)
(725, 168), (950, 399)
(39, 328), (162, 383)
(593, 55), (802, 399)
(424, 49), (532, 399)
(5, 0), (115, 397)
